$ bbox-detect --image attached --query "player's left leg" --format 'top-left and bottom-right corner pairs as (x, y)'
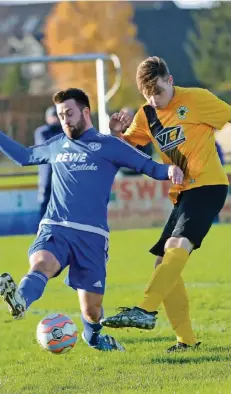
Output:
(78, 290), (124, 351)
(78, 289), (103, 345)
(65, 230), (125, 351)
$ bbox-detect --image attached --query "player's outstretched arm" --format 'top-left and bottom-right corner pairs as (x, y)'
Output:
(105, 136), (183, 184)
(142, 160), (184, 184)
(0, 130), (50, 166)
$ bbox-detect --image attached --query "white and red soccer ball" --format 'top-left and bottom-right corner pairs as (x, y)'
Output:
(36, 313), (78, 354)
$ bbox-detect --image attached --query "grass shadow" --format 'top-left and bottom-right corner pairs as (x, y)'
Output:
(206, 345), (230, 353)
(120, 335), (175, 344)
(150, 354), (230, 364)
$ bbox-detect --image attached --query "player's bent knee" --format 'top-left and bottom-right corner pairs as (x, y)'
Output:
(82, 306), (102, 323)
(29, 250), (61, 279)
(78, 289), (103, 322)
(165, 237), (193, 253)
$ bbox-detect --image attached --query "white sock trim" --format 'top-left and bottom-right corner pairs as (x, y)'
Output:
(29, 272), (48, 285)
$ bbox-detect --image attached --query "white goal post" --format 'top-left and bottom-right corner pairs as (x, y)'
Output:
(0, 53), (122, 134)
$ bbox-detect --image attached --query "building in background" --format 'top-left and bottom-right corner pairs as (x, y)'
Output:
(0, 1), (229, 161)
(0, 1), (199, 90)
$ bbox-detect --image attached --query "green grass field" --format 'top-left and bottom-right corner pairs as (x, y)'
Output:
(0, 225), (230, 394)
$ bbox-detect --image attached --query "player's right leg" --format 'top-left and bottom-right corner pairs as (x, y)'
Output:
(154, 256), (198, 350)
(0, 250), (60, 319)
(0, 273), (26, 319)
(0, 227), (65, 319)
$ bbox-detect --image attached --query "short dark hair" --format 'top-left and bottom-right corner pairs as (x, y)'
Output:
(136, 56), (170, 97)
(53, 88), (90, 110)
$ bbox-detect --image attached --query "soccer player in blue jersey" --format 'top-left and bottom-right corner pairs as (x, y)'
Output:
(0, 88), (183, 352)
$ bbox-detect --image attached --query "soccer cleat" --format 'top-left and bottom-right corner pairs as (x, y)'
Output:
(82, 332), (125, 351)
(167, 341), (202, 353)
(100, 307), (158, 329)
(0, 273), (26, 320)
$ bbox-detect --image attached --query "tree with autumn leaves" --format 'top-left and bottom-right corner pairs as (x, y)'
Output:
(44, 1), (146, 111)
(186, 2), (231, 102)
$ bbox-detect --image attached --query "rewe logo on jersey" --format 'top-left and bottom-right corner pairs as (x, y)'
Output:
(55, 152), (87, 163)
(55, 152), (98, 171)
(155, 126), (186, 152)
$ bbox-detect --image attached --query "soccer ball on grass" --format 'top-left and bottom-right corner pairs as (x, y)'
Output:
(36, 313), (78, 354)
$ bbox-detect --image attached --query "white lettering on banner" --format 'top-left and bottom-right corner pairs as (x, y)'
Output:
(55, 152), (87, 163)
(108, 175), (231, 229)
(69, 163), (98, 171)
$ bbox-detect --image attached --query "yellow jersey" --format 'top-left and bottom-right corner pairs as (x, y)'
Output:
(124, 87), (231, 203)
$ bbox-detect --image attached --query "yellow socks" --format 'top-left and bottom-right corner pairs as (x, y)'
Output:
(139, 248), (189, 312)
(163, 276), (197, 345)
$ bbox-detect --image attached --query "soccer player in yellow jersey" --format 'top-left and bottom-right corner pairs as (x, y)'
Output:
(101, 56), (230, 352)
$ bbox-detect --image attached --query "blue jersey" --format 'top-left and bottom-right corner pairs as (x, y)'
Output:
(34, 124), (62, 189)
(0, 128), (169, 238)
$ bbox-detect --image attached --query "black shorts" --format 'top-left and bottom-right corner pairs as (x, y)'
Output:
(150, 185), (228, 257)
